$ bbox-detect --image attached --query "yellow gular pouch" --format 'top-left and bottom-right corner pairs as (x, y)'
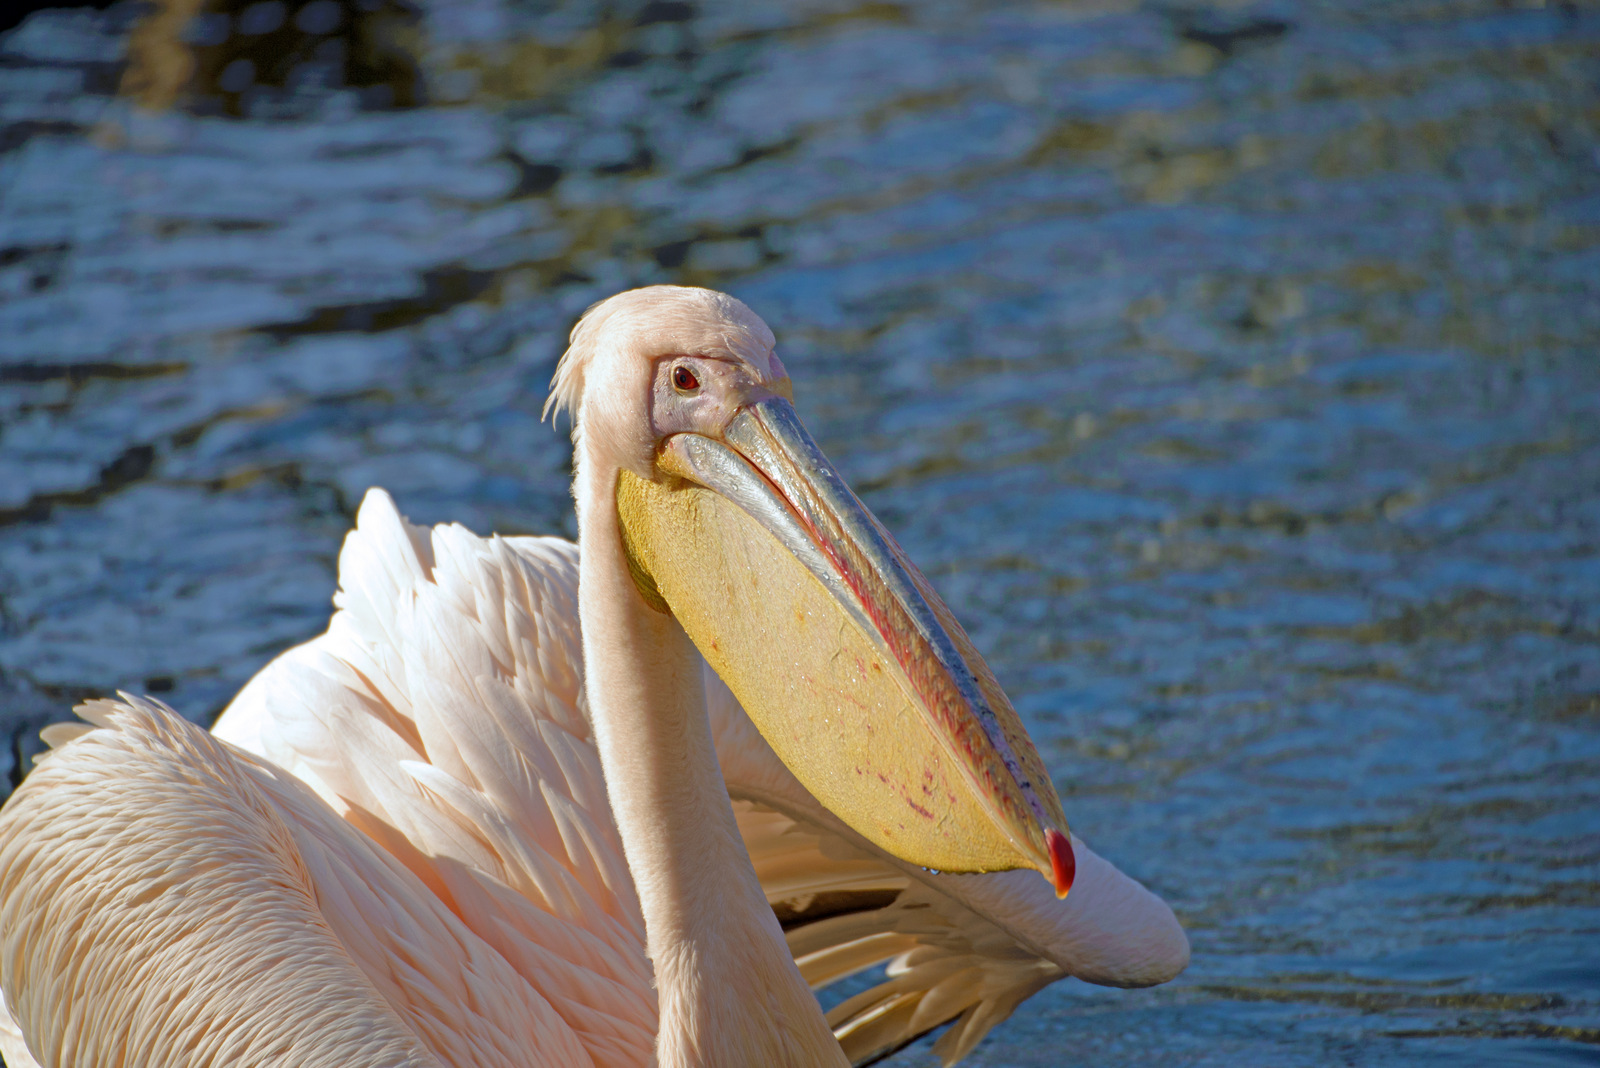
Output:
(616, 468), (1057, 878)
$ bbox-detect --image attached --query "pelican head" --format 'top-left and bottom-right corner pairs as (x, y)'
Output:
(549, 285), (1076, 896)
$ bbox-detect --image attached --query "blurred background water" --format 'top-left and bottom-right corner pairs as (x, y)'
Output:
(1, 0), (1598, 1063)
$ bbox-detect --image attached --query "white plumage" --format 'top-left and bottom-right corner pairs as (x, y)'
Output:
(225, 489), (1187, 1059)
(0, 287), (1186, 1067)
(0, 488), (1184, 1066)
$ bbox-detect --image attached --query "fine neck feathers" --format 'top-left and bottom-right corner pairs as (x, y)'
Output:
(571, 442), (845, 1067)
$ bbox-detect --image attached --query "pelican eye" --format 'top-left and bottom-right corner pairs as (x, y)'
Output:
(672, 365), (700, 392)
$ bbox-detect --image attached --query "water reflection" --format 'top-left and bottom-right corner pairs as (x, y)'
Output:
(2, 0), (1598, 1063)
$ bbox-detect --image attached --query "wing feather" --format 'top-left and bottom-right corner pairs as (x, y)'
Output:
(211, 486), (1184, 1068)
(212, 489), (656, 1068)
(0, 698), (594, 1068)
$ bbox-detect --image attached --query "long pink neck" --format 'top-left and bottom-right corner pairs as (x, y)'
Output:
(573, 448), (845, 1067)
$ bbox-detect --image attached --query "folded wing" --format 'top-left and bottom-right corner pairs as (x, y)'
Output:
(0, 697), (595, 1068)
(213, 488), (1186, 1066)
(216, 491), (655, 1068)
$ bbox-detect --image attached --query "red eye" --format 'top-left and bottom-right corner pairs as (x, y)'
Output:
(672, 365), (700, 392)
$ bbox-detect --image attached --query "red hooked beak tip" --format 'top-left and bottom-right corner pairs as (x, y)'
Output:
(1046, 828), (1075, 898)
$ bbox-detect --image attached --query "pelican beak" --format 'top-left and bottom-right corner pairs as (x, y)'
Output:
(616, 396), (1074, 896)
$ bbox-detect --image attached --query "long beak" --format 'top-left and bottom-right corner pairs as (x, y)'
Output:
(617, 396), (1075, 895)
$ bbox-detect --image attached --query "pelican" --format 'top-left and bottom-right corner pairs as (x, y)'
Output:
(0, 287), (1186, 1067)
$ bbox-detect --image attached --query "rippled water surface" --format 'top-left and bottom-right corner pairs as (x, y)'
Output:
(2, 0), (1598, 1063)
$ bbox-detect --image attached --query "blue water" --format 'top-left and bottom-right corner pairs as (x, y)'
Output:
(1, 1), (1597, 1063)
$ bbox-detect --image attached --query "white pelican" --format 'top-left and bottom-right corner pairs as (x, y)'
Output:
(0, 287), (1186, 1067)
(210, 491), (1188, 1064)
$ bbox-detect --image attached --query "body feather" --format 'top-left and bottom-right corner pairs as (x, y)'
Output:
(0, 487), (1184, 1066)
